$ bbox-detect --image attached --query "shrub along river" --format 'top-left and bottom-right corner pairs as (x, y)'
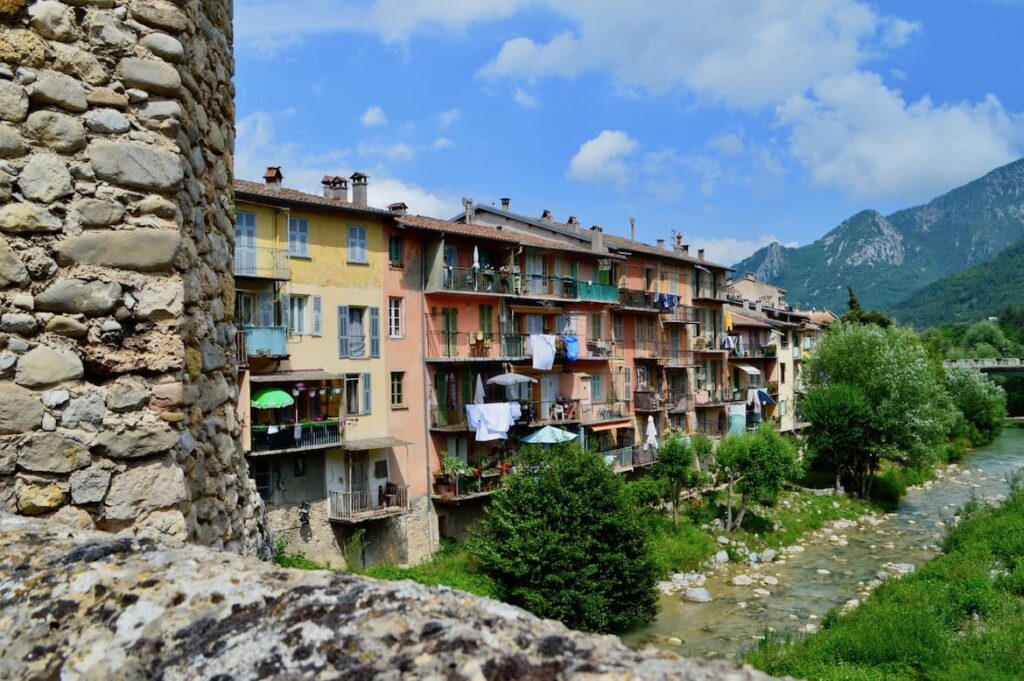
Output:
(623, 426), (1024, 661)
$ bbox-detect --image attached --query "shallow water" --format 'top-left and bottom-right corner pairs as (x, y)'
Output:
(622, 427), (1024, 661)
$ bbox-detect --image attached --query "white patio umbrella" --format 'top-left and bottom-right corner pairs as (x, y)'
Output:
(486, 373), (537, 387)
(644, 415), (659, 452)
(473, 374), (486, 404)
(472, 245), (480, 270)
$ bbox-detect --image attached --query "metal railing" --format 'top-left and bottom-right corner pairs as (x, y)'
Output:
(691, 387), (732, 406)
(600, 446), (635, 470)
(584, 338), (623, 359)
(425, 331), (529, 360)
(662, 305), (700, 324)
(235, 329), (247, 367)
(580, 400), (628, 423)
(240, 325), (288, 358)
(520, 273), (579, 300)
(617, 289), (659, 310)
(250, 420), (341, 453)
(658, 347), (697, 366)
(633, 445), (657, 467)
(328, 485), (410, 522)
(945, 357), (1023, 369)
(693, 333), (725, 352)
(234, 246), (290, 279)
(441, 267), (517, 295)
(577, 281), (619, 302)
(521, 399), (582, 424)
(430, 404), (468, 429)
(692, 286), (726, 301)
(635, 390), (691, 412)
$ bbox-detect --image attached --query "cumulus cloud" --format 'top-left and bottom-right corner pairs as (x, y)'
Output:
(432, 136), (454, 149)
(236, 111), (459, 216)
(778, 71), (1024, 201)
(690, 235), (799, 265)
(707, 132), (744, 156)
(567, 130), (638, 186)
(437, 108), (460, 129)
(361, 105), (388, 127)
(513, 87), (539, 108)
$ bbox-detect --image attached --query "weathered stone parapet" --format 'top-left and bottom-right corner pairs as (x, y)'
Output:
(0, 0), (268, 557)
(0, 513), (782, 680)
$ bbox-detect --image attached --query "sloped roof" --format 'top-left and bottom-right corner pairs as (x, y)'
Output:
(396, 214), (611, 257)
(234, 179), (396, 217)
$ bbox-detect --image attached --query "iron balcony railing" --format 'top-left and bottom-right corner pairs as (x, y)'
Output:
(634, 391), (665, 411)
(520, 273), (579, 300)
(577, 281), (619, 302)
(250, 420), (341, 453)
(945, 357), (1023, 369)
(692, 286), (726, 301)
(691, 387), (735, 406)
(425, 331), (529, 361)
(521, 399), (582, 424)
(580, 400), (629, 423)
(328, 485), (410, 522)
(662, 305), (700, 324)
(600, 446), (635, 471)
(240, 324), (288, 358)
(431, 403), (468, 429)
(617, 289), (659, 310)
(634, 390), (691, 412)
(633, 445), (657, 467)
(584, 338), (623, 359)
(234, 246), (290, 280)
(658, 347), (698, 366)
(441, 267), (518, 295)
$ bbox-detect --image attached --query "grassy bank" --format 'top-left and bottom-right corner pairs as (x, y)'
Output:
(363, 540), (497, 598)
(747, 478), (1024, 680)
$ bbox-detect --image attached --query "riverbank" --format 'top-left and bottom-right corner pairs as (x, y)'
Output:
(747, 474), (1024, 680)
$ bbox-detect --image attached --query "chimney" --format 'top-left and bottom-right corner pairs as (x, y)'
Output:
(321, 175), (349, 201)
(500, 197), (510, 211)
(388, 201), (408, 215)
(589, 224), (603, 233)
(541, 209), (553, 223)
(350, 172), (369, 207)
(462, 197), (475, 224)
(674, 231), (684, 251)
(630, 217), (636, 242)
(567, 216), (580, 228)
(682, 244), (689, 255)
(263, 166), (283, 189)
(656, 238), (665, 250)
(698, 248), (705, 260)
(590, 226), (604, 252)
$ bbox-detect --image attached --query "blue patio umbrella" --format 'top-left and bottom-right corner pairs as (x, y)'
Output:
(521, 425), (577, 444)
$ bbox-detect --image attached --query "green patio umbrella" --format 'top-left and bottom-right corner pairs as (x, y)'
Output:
(521, 425), (577, 444)
(251, 388), (295, 409)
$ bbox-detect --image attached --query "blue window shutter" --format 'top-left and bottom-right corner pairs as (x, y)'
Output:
(369, 307), (380, 357)
(312, 296), (323, 336)
(338, 305), (349, 357)
(362, 373), (371, 414)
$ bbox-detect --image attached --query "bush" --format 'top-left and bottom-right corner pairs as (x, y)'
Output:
(471, 443), (660, 633)
(273, 538), (333, 571)
(869, 471), (906, 510)
(945, 367), (1007, 446)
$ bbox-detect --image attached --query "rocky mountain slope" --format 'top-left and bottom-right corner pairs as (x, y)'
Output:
(735, 158), (1024, 311)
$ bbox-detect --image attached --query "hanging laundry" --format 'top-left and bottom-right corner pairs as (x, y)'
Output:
(530, 334), (557, 370)
(562, 334), (580, 361)
(465, 403), (514, 441)
(736, 335), (745, 356)
(293, 424), (302, 441)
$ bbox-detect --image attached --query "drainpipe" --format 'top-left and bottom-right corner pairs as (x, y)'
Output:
(418, 244), (437, 560)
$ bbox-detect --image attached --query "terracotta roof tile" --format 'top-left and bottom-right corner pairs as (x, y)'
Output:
(396, 215), (600, 255)
(234, 179), (395, 216)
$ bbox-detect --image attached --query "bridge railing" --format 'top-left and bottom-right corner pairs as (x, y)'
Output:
(944, 358), (1023, 369)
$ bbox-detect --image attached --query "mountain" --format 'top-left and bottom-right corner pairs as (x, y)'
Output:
(735, 158), (1024, 312)
(889, 237), (1024, 328)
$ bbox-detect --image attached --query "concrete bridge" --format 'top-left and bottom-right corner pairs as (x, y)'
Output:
(945, 358), (1024, 377)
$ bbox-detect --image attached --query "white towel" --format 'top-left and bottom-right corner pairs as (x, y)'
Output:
(465, 403), (513, 441)
(267, 425), (279, 435)
(530, 334), (556, 370)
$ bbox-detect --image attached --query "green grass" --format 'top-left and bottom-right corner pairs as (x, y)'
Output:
(646, 515), (718, 577)
(363, 540), (497, 599)
(747, 481), (1024, 680)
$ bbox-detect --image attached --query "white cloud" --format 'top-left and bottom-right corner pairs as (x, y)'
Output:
(357, 141), (414, 161)
(690, 235), (799, 265)
(707, 132), (744, 156)
(567, 130), (638, 186)
(361, 105), (388, 127)
(236, 111), (459, 216)
(437, 108), (460, 129)
(778, 71), (1024, 201)
(513, 87), (539, 108)
(432, 136), (454, 149)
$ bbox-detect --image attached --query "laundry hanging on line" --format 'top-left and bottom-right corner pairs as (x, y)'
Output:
(530, 334), (557, 370)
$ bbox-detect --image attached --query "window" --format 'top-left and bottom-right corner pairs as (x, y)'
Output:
(590, 313), (602, 340)
(337, 306), (374, 357)
(288, 295), (308, 335)
(390, 372), (404, 407)
(612, 314), (623, 343)
(293, 455), (306, 478)
(374, 459), (389, 480)
(479, 305), (493, 335)
(348, 225), (368, 264)
(288, 217), (309, 257)
(311, 296), (322, 336)
(388, 298), (404, 338)
(591, 374), (602, 402)
(236, 293), (255, 325)
(388, 235), (402, 266)
(780, 364), (787, 384)
(345, 374), (360, 415)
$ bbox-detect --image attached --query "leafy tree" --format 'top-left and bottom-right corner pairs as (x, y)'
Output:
(945, 367), (1007, 446)
(472, 443), (659, 633)
(714, 433), (751, 532)
(962, 320), (1010, 356)
(841, 286), (893, 328)
(691, 432), (714, 473)
(655, 433), (697, 527)
(800, 384), (874, 494)
(733, 425), (800, 529)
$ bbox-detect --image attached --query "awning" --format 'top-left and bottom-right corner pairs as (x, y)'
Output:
(510, 304), (562, 315)
(695, 264), (711, 273)
(336, 436), (412, 450)
(589, 419), (632, 432)
(730, 363), (761, 376)
(250, 370), (339, 383)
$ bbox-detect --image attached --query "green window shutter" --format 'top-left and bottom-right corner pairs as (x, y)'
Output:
(362, 373), (371, 414)
(337, 306), (349, 357)
(389, 235), (401, 264)
(369, 307), (380, 357)
(480, 305), (493, 335)
(461, 368), (472, 406)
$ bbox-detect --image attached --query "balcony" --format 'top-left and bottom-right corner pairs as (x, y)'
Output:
(693, 333), (726, 353)
(234, 246), (290, 280)
(433, 469), (507, 502)
(617, 289), (659, 311)
(577, 282), (619, 303)
(430, 404), (469, 430)
(635, 390), (691, 412)
(580, 400), (629, 423)
(521, 399), (582, 425)
(519, 273), (579, 300)
(662, 305), (700, 324)
(584, 338), (623, 359)
(441, 267), (518, 295)
(600, 446), (636, 471)
(633, 445), (657, 467)
(692, 387), (742, 407)
(240, 325), (288, 359)
(251, 420), (342, 454)
(692, 286), (726, 302)
(328, 484), (410, 523)
(425, 331), (529, 361)
(658, 348), (698, 367)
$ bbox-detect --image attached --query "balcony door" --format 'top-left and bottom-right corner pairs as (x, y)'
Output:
(234, 212), (256, 275)
(442, 308), (458, 358)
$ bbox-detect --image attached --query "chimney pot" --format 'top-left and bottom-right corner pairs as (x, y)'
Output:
(388, 201), (408, 215)
(462, 197), (475, 224)
(541, 209), (553, 223)
(698, 248), (705, 260)
(656, 238), (665, 250)
(263, 166), (283, 189)
(674, 232), (684, 250)
(322, 175), (349, 201)
(630, 217), (636, 242)
(567, 215), (579, 226)
(589, 224), (603, 233)
(500, 197), (511, 210)
(350, 172), (369, 207)
(682, 244), (689, 255)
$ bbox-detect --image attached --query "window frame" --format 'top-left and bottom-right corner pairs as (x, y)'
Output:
(388, 235), (403, 267)
(288, 217), (309, 258)
(390, 371), (405, 408)
(388, 297), (404, 338)
(348, 225), (369, 264)
(288, 294), (309, 335)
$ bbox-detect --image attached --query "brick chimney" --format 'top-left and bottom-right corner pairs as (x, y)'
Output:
(321, 175), (348, 201)
(263, 166), (283, 189)
(698, 248), (705, 260)
(567, 216), (580, 229)
(590, 225), (604, 252)
(388, 202), (408, 215)
(500, 197), (510, 211)
(350, 172), (368, 207)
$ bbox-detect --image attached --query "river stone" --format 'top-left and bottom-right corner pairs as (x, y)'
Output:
(36, 279), (122, 316)
(56, 230), (181, 272)
(60, 393), (107, 431)
(28, 1), (77, 41)
(130, 0), (187, 32)
(135, 282), (182, 321)
(0, 239), (28, 288)
(88, 11), (135, 50)
(0, 81), (28, 122)
(140, 32), (183, 62)
(95, 422), (178, 459)
(684, 588), (713, 603)
(138, 100), (182, 128)
(45, 315), (88, 338)
(115, 57), (181, 96)
(0, 30), (46, 68)
(86, 87), (129, 109)
(70, 466), (112, 504)
(0, 124), (25, 158)
(88, 140), (183, 192)
(0, 202), (61, 233)
(18, 154), (73, 203)
(0, 382), (44, 434)
(17, 483), (65, 515)
(105, 461), (187, 520)
(29, 71), (87, 112)
(761, 549), (777, 562)
(41, 389), (70, 408)
(25, 110), (86, 153)
(1, 313), (36, 335)
(762, 576), (779, 586)
(51, 43), (107, 85)
(16, 431), (90, 473)
(84, 108), (130, 134)
(713, 550), (729, 564)
(72, 197), (125, 227)
(730, 574), (753, 587)
(107, 375), (149, 412)
(15, 345), (84, 387)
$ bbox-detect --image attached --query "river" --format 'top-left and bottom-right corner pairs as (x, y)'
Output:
(622, 426), (1024, 661)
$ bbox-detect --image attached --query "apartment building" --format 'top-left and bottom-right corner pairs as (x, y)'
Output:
(233, 169), (431, 567)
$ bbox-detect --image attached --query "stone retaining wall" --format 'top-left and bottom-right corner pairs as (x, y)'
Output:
(0, 0), (269, 556)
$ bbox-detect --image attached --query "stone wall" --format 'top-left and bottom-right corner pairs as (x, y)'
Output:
(0, 512), (783, 680)
(0, 0), (269, 556)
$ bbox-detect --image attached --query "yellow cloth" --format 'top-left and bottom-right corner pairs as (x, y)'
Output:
(724, 309), (733, 332)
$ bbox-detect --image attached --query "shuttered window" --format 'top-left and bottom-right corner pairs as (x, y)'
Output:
(348, 225), (368, 263)
(362, 373), (372, 414)
(337, 305), (349, 357)
(288, 218), (309, 257)
(369, 307), (380, 357)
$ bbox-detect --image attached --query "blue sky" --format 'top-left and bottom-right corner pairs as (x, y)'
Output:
(233, 0), (1024, 264)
